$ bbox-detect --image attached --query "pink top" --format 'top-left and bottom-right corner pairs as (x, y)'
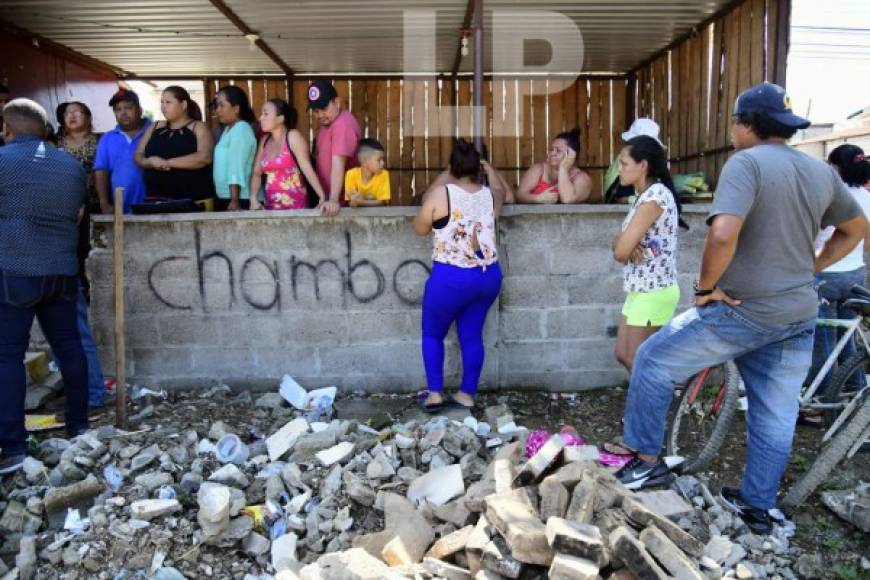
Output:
(316, 110), (361, 203)
(531, 177), (556, 195)
(260, 137), (308, 210)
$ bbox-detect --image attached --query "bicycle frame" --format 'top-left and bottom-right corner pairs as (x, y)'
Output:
(801, 317), (870, 409)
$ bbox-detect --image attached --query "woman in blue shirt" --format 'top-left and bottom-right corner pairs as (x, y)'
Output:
(213, 86), (257, 211)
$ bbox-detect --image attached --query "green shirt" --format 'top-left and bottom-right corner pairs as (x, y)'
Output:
(213, 121), (257, 199)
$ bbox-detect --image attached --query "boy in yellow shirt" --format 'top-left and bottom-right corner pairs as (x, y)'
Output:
(344, 138), (390, 206)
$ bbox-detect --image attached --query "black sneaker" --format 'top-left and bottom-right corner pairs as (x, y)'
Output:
(0, 453), (25, 476)
(720, 486), (773, 535)
(615, 456), (673, 490)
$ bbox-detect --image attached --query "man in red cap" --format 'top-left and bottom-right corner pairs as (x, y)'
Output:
(308, 80), (362, 216)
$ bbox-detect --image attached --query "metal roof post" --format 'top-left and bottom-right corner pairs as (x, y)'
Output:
(472, 0), (484, 155)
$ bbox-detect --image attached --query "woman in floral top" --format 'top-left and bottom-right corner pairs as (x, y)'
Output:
(249, 98), (325, 210)
(612, 135), (684, 373)
(57, 101), (99, 212)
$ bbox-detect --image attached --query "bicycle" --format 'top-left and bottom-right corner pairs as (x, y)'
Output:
(663, 285), (870, 503)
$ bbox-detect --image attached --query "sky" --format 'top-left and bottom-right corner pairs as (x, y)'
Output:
(787, 0), (870, 123)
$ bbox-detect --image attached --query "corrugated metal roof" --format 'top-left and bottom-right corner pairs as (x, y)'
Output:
(2, 0), (731, 76)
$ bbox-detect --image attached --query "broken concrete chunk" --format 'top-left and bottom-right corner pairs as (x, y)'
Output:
(641, 525), (706, 580)
(564, 445), (600, 463)
(272, 532), (299, 571)
(407, 464), (465, 507)
(610, 526), (669, 580)
(243, 531), (272, 557)
(513, 434), (565, 487)
(43, 474), (102, 514)
(315, 441), (356, 467)
(423, 557), (473, 579)
(266, 418), (310, 461)
(485, 489), (553, 566)
(426, 524), (474, 559)
(197, 482), (231, 537)
(130, 499), (181, 521)
(548, 554), (600, 580)
(300, 548), (391, 580)
(565, 475), (597, 524)
(635, 489), (695, 521)
(622, 495), (704, 558)
(381, 518), (436, 566)
(540, 476), (570, 521)
(208, 463), (250, 487)
(545, 517), (605, 565)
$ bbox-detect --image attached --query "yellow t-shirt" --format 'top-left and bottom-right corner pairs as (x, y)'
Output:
(344, 168), (391, 202)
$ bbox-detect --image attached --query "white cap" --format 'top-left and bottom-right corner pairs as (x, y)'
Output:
(621, 118), (664, 148)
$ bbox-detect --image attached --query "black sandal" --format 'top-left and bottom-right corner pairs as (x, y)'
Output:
(418, 391), (446, 414)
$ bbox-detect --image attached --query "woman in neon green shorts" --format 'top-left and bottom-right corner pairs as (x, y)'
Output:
(612, 135), (685, 373)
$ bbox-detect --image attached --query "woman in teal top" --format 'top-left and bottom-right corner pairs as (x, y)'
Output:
(213, 86), (257, 211)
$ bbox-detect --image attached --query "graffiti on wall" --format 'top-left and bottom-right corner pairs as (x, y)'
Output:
(147, 225), (430, 312)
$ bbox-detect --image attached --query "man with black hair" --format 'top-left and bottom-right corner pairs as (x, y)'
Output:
(0, 83), (10, 146)
(0, 99), (89, 475)
(613, 83), (868, 535)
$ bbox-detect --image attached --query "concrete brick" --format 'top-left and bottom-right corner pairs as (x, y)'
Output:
(545, 518), (604, 564)
(562, 341), (619, 371)
(484, 490), (553, 566)
(255, 348), (319, 377)
(499, 342), (569, 374)
(565, 275), (624, 306)
(549, 247), (621, 276)
(565, 475), (596, 524)
(513, 434), (565, 486)
(159, 316), (227, 347)
(191, 348), (256, 377)
(545, 308), (609, 339)
(548, 554), (599, 580)
(621, 496), (704, 558)
(346, 312), (416, 342)
(640, 525), (705, 580)
(539, 477), (569, 521)
(500, 276), (565, 308)
(610, 526), (669, 580)
(131, 348), (193, 377)
(500, 309), (544, 341)
(500, 246), (551, 275)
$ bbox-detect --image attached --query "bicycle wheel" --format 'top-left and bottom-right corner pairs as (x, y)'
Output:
(781, 391), (870, 510)
(665, 361), (741, 474)
(821, 351), (869, 427)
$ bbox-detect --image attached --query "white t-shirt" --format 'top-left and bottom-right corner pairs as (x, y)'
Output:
(620, 183), (679, 292)
(817, 185), (870, 273)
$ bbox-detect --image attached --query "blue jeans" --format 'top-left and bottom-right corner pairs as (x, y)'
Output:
(422, 261), (502, 395)
(0, 269), (89, 456)
(808, 268), (866, 394)
(623, 302), (815, 509)
(75, 287), (105, 406)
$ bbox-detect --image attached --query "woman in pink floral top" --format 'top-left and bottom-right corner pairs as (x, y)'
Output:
(249, 99), (325, 210)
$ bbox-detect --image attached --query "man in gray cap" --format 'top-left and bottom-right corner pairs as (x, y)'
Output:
(613, 82), (868, 534)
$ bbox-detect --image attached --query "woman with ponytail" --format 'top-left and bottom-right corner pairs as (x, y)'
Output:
(516, 128), (592, 204)
(213, 85), (257, 211)
(806, 144), (870, 399)
(612, 135), (683, 372)
(414, 139), (505, 412)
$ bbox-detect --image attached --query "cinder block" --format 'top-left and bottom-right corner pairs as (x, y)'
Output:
(500, 276), (565, 309)
(132, 348), (193, 377)
(500, 309), (545, 340)
(545, 308), (609, 339)
(191, 348), (255, 377)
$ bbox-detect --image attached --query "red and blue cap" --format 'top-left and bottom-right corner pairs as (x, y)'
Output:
(734, 82), (810, 129)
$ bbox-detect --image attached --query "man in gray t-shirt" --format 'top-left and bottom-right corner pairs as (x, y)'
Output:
(614, 83), (867, 535)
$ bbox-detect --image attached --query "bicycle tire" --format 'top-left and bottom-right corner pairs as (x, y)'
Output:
(781, 392), (870, 510)
(665, 361), (741, 474)
(820, 351), (869, 427)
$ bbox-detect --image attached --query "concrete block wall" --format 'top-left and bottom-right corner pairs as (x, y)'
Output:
(87, 205), (711, 392)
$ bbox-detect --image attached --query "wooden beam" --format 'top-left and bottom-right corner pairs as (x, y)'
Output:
(452, 0), (477, 76)
(773, 0), (791, 88)
(0, 18), (130, 78)
(628, 0), (750, 75)
(207, 0), (295, 77)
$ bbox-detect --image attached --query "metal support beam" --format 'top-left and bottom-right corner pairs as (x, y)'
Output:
(451, 0), (477, 76)
(773, 0), (791, 88)
(472, 0), (484, 155)
(207, 0), (295, 78)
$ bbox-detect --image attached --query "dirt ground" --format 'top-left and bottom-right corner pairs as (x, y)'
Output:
(41, 385), (870, 579)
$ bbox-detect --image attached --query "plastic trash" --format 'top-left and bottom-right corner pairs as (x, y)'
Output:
(305, 395), (334, 423)
(132, 386), (168, 400)
(215, 433), (250, 464)
(243, 505), (267, 533)
(525, 429), (586, 458)
(196, 438), (218, 456)
(158, 485), (177, 500)
(270, 516), (287, 540)
(103, 464), (124, 491)
(255, 462), (286, 479)
(279, 375), (308, 409)
(63, 508), (86, 533)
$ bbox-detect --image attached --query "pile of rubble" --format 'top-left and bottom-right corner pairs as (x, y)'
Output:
(0, 383), (804, 579)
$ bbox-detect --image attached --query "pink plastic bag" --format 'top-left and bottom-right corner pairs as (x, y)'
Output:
(525, 428), (586, 458)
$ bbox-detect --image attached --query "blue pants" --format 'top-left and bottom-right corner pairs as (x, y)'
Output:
(0, 270), (89, 456)
(808, 268), (866, 394)
(76, 287), (106, 406)
(422, 261), (502, 395)
(623, 302), (815, 509)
